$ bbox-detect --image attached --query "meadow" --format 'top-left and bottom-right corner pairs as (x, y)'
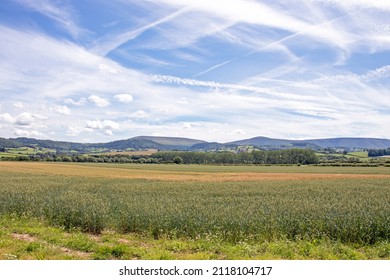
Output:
(0, 162), (389, 259)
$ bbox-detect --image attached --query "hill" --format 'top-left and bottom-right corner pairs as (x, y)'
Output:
(306, 138), (390, 149)
(133, 136), (205, 147)
(228, 137), (390, 150)
(103, 136), (205, 151)
(12, 137), (90, 152)
(0, 136), (389, 153)
(0, 137), (23, 148)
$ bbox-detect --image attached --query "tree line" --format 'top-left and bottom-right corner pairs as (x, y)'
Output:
(368, 148), (390, 157)
(1, 149), (319, 165)
(153, 149), (318, 165)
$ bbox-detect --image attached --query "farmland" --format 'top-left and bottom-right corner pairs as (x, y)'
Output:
(0, 162), (390, 259)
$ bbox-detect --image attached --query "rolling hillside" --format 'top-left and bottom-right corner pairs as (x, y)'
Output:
(228, 137), (390, 150)
(0, 136), (389, 153)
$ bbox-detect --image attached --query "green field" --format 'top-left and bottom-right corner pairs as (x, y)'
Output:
(0, 147), (56, 158)
(0, 162), (390, 259)
(347, 151), (369, 158)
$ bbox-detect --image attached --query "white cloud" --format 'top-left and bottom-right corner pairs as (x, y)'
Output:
(362, 65), (390, 81)
(99, 63), (121, 74)
(232, 129), (245, 135)
(103, 21), (119, 28)
(86, 120), (120, 130)
(50, 105), (71, 115)
(150, 74), (312, 101)
(182, 123), (192, 130)
(32, 113), (47, 120)
(14, 129), (44, 138)
(90, 8), (187, 56)
(176, 98), (189, 105)
(64, 98), (86, 106)
(88, 95), (110, 107)
(114, 94), (134, 103)
(137, 0), (351, 52)
(85, 120), (104, 129)
(14, 0), (85, 38)
(13, 102), (25, 109)
(84, 119), (120, 137)
(129, 110), (148, 119)
(193, 59), (235, 78)
(0, 25), (145, 101)
(67, 126), (83, 137)
(315, 0), (390, 11)
(0, 113), (14, 123)
(15, 112), (35, 126)
(104, 130), (113, 136)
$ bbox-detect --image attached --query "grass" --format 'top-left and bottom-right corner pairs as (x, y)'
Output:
(347, 151), (369, 158)
(1, 216), (389, 260)
(0, 152), (18, 158)
(0, 162), (389, 259)
(0, 147), (56, 158)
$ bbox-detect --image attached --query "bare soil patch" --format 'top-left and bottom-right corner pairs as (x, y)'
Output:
(12, 233), (37, 242)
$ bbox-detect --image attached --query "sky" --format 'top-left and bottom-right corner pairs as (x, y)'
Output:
(0, 0), (389, 143)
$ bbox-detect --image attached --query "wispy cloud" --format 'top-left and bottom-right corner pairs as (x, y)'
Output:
(315, 0), (390, 11)
(192, 59), (235, 78)
(146, 0), (350, 50)
(90, 8), (187, 56)
(149, 74), (317, 101)
(13, 0), (85, 38)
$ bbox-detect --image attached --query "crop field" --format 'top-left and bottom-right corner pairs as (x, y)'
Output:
(0, 162), (390, 259)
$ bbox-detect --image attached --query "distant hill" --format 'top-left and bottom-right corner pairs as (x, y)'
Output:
(228, 137), (390, 150)
(103, 136), (205, 151)
(11, 137), (90, 152)
(133, 136), (205, 147)
(228, 136), (292, 147)
(1, 136), (389, 153)
(189, 142), (236, 151)
(100, 138), (162, 150)
(306, 138), (390, 149)
(0, 137), (23, 148)
(227, 136), (321, 149)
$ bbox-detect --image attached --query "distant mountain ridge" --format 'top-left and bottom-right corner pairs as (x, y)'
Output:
(227, 136), (390, 150)
(133, 136), (205, 146)
(1, 135), (390, 152)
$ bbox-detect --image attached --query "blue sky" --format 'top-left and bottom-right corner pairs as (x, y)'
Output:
(0, 0), (389, 142)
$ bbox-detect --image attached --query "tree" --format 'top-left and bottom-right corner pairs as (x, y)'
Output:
(173, 156), (183, 164)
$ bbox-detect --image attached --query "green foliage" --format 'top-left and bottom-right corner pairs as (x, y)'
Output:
(369, 148), (390, 157)
(173, 156), (183, 164)
(153, 149), (319, 165)
(1, 215), (390, 259)
(1, 148), (320, 165)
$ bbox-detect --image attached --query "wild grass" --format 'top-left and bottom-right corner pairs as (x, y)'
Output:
(1, 216), (390, 260)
